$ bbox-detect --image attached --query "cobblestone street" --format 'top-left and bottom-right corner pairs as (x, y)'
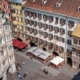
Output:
(7, 50), (79, 80)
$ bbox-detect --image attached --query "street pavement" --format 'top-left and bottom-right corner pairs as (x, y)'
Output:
(7, 48), (79, 80)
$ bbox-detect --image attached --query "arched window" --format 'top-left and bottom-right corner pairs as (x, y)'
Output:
(38, 14), (42, 20)
(29, 12), (33, 18)
(54, 35), (59, 41)
(38, 22), (42, 29)
(29, 28), (33, 34)
(39, 39), (43, 45)
(29, 20), (33, 26)
(43, 40), (47, 46)
(58, 46), (64, 53)
(34, 21), (37, 27)
(26, 35), (30, 40)
(39, 30), (43, 36)
(49, 25), (53, 32)
(60, 19), (65, 25)
(43, 24), (48, 30)
(33, 12), (37, 19)
(44, 32), (48, 38)
(60, 28), (65, 35)
(54, 44), (58, 51)
(48, 16), (53, 23)
(59, 37), (65, 43)
(48, 34), (53, 40)
(34, 29), (38, 35)
(68, 21), (74, 28)
(48, 42), (53, 50)
(24, 11), (29, 16)
(43, 15), (47, 21)
(30, 36), (33, 41)
(25, 19), (29, 25)
(54, 27), (59, 33)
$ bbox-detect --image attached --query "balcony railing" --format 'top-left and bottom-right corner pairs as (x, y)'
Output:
(72, 44), (80, 50)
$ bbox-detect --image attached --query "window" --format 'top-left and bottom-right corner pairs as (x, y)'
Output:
(33, 37), (38, 43)
(68, 21), (74, 28)
(0, 50), (4, 56)
(25, 19), (29, 24)
(26, 35), (30, 40)
(3, 60), (5, 66)
(33, 12), (37, 19)
(43, 15), (47, 21)
(38, 22), (42, 28)
(68, 31), (72, 37)
(34, 29), (38, 35)
(39, 39), (43, 45)
(44, 32), (48, 38)
(54, 44), (58, 51)
(55, 17), (58, 24)
(48, 34), (53, 40)
(59, 37), (65, 43)
(15, 9), (18, 14)
(10, 55), (13, 60)
(67, 39), (71, 45)
(60, 28), (65, 35)
(29, 28), (33, 33)
(0, 38), (2, 45)
(49, 25), (53, 32)
(73, 39), (78, 44)
(48, 16), (53, 23)
(59, 46), (64, 53)
(48, 42), (53, 50)
(54, 27), (59, 33)
(60, 19), (65, 25)
(16, 16), (19, 21)
(54, 35), (59, 41)
(29, 12), (33, 18)
(30, 36), (33, 41)
(38, 14), (42, 20)
(33, 21), (37, 27)
(24, 11), (29, 16)
(67, 49), (72, 55)
(39, 30), (43, 36)
(8, 45), (13, 51)
(43, 40), (47, 46)
(4, 25), (10, 30)
(29, 20), (33, 26)
(43, 24), (48, 30)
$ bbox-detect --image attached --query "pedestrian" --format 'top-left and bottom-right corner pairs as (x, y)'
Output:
(23, 72), (28, 78)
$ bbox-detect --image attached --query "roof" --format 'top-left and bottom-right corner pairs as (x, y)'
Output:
(24, 0), (80, 18)
(50, 56), (64, 65)
(72, 23), (80, 38)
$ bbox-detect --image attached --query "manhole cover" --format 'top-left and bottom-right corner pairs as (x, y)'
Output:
(38, 77), (47, 80)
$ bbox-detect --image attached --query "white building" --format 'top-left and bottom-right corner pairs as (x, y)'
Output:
(0, 12), (16, 80)
(23, 0), (80, 67)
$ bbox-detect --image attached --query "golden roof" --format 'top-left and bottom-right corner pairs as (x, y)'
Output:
(72, 23), (80, 38)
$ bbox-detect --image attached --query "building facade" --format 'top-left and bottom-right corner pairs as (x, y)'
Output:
(0, 12), (16, 80)
(72, 24), (80, 68)
(8, 0), (26, 41)
(23, 0), (80, 66)
(1, 0), (11, 20)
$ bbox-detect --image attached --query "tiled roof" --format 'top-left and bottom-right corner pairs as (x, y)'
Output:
(72, 23), (80, 38)
(24, 0), (80, 18)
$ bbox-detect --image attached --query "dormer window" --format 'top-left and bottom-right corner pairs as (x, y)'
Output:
(38, 14), (42, 20)
(68, 21), (74, 28)
(48, 16), (53, 23)
(43, 15), (47, 21)
(60, 19), (65, 25)
(49, 25), (53, 32)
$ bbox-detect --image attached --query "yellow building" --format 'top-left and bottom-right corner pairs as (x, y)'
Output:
(8, 0), (26, 41)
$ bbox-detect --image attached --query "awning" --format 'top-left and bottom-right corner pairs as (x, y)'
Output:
(13, 39), (28, 50)
(50, 56), (64, 65)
